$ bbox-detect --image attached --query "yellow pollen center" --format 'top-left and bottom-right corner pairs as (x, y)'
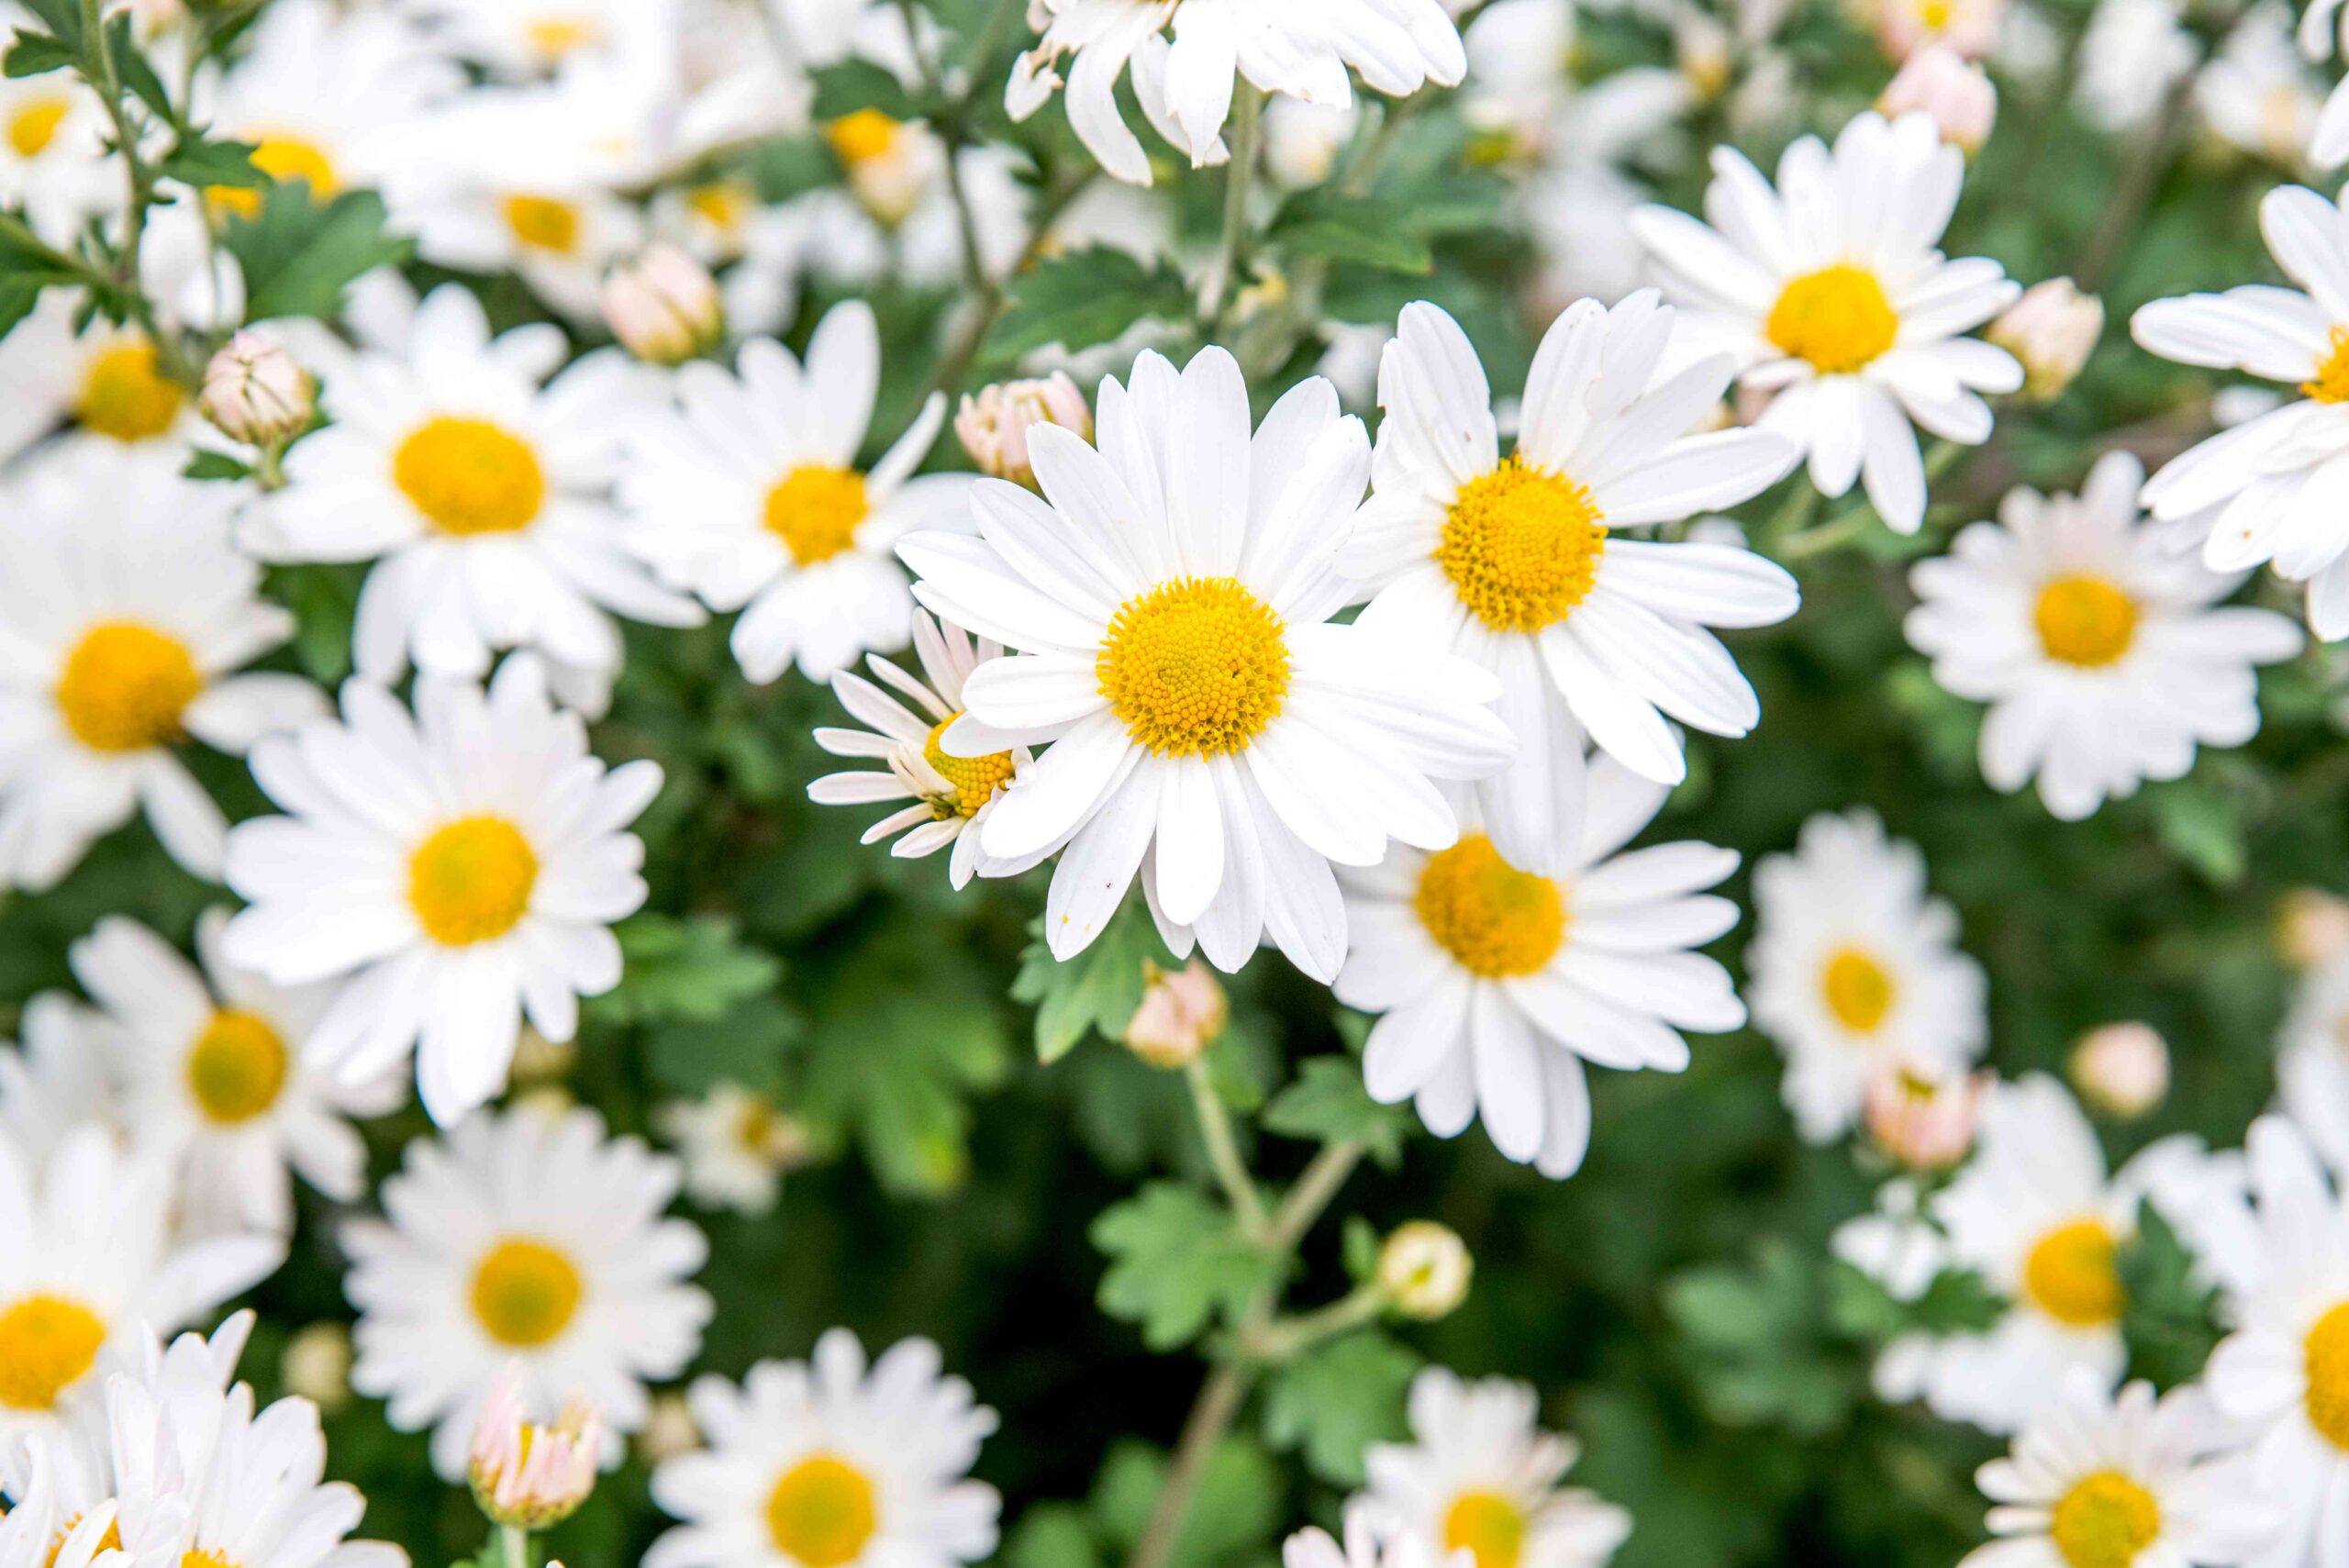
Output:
(408, 816), (539, 946)
(183, 1552), (238, 1568)
(470, 1238), (583, 1347)
(923, 718), (1014, 817)
(2303, 1300), (2349, 1448)
(2306, 328), (2349, 403)
(186, 1008), (290, 1125)
(0, 1295), (106, 1410)
(2035, 575), (2138, 667)
(1414, 833), (1568, 979)
(687, 180), (751, 235)
(1918, 0), (1954, 28)
(765, 1454), (880, 1568)
(2022, 1218), (2125, 1327)
(764, 465), (870, 566)
(1820, 946), (1895, 1033)
(1096, 576), (1291, 758)
(394, 417), (547, 536)
(826, 109), (903, 166)
(1437, 455), (1607, 633)
(54, 621), (201, 752)
(502, 194), (582, 254)
(1766, 264), (1899, 374)
(7, 97), (69, 158)
(1442, 1491), (1528, 1568)
(527, 16), (600, 59)
(210, 134), (337, 218)
(75, 341), (184, 441)
(2048, 1471), (2160, 1568)
(46, 1516), (123, 1568)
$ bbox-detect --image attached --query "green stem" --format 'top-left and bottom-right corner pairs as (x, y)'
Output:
(75, 0), (198, 388)
(1269, 1139), (1363, 1251)
(501, 1524), (531, 1568)
(1247, 1283), (1386, 1362)
(1122, 1362), (1252, 1568)
(1186, 1060), (1268, 1240)
(1776, 440), (1965, 562)
(1201, 85), (1262, 323)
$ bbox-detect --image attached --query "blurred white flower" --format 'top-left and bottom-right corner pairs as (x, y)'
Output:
(2069, 1022), (2171, 1119)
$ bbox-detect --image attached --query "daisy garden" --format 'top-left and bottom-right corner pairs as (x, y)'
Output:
(18, 0), (2349, 1566)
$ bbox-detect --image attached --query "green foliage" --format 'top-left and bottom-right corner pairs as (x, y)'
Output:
(591, 915), (781, 1027)
(2119, 1207), (2224, 1389)
(1261, 1329), (1420, 1484)
(1665, 1240), (1859, 1437)
(1263, 1058), (1413, 1169)
(1092, 1182), (1283, 1350)
(223, 186), (410, 321)
(988, 248), (1193, 359)
(1011, 901), (1174, 1063)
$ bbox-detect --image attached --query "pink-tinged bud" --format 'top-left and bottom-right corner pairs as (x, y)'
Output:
(955, 373), (1092, 489)
(601, 244), (723, 366)
(2069, 1023), (2169, 1120)
(198, 329), (312, 447)
(1987, 278), (2103, 401)
(1878, 48), (1998, 152)
(1376, 1221), (1473, 1319)
(468, 1363), (602, 1529)
(1863, 1060), (1987, 1170)
(1123, 959), (1228, 1068)
(2279, 888), (2349, 970)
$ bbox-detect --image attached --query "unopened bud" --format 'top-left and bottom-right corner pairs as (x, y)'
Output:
(2279, 888), (2349, 970)
(955, 372), (1091, 489)
(1987, 278), (2102, 402)
(2069, 1022), (2169, 1120)
(469, 1363), (602, 1530)
(637, 1391), (700, 1465)
(1863, 1060), (1987, 1170)
(601, 244), (723, 365)
(1878, 48), (1998, 153)
(281, 1322), (351, 1413)
(1123, 959), (1227, 1068)
(198, 329), (312, 446)
(1376, 1221), (1473, 1319)
(511, 1025), (577, 1084)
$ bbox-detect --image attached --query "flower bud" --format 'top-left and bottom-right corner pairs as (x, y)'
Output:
(198, 329), (312, 447)
(2069, 1023), (2169, 1120)
(637, 1391), (701, 1465)
(601, 244), (723, 366)
(1863, 1060), (1987, 1171)
(281, 1322), (352, 1414)
(1123, 959), (1228, 1068)
(1376, 1221), (1473, 1319)
(511, 1025), (577, 1084)
(956, 373), (1092, 489)
(469, 1364), (602, 1530)
(1987, 278), (2103, 402)
(1878, 48), (1998, 153)
(2279, 888), (2349, 970)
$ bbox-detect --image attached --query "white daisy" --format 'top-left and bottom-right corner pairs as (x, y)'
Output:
(646, 1329), (999, 1568)
(0, 444), (325, 891)
(220, 661), (662, 1127)
(68, 911), (405, 1238)
(897, 347), (1518, 981)
(1961, 1370), (2276, 1568)
(1285, 1509), (1464, 1568)
(2277, 956), (2349, 1177)
(1904, 450), (2304, 820)
(342, 1104), (711, 1481)
(656, 1084), (809, 1217)
(0, 993), (111, 1162)
(1332, 755), (1745, 1180)
(395, 0), (681, 79)
(1358, 1366), (1631, 1568)
(1834, 1177), (1953, 1304)
(1630, 108), (2025, 534)
(2299, 0), (2349, 167)
(2195, 4), (2325, 170)
(618, 301), (972, 684)
(1746, 808), (1989, 1143)
(0, 39), (112, 242)
(0, 293), (219, 466)
(1345, 294), (1798, 874)
(2129, 183), (2349, 639)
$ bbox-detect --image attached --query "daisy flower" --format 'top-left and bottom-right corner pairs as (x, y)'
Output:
(0, 48), (112, 242)
(646, 1329), (999, 1568)
(2194, 4), (2325, 170)
(1904, 450), (2303, 820)
(220, 662), (662, 1127)
(1630, 108), (2025, 534)
(343, 1104), (712, 1480)
(68, 911), (406, 1237)
(1332, 755), (1745, 1180)
(618, 301), (972, 684)
(656, 1084), (811, 1217)
(2300, 0), (2349, 167)
(1285, 1507), (1464, 1568)
(0, 445), (325, 891)
(1960, 1371), (2276, 1568)
(246, 283), (702, 687)
(1746, 808), (1988, 1143)
(2277, 956), (2349, 1175)
(1008, 0), (1467, 186)
(395, 0), (680, 79)
(1358, 1366), (1631, 1568)
(0, 993), (111, 1162)
(897, 347), (1517, 981)
(2130, 183), (2349, 639)
(1346, 294), (1798, 874)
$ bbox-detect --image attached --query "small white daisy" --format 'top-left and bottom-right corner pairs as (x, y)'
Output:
(2195, 4), (2325, 170)
(646, 1329), (1000, 1568)
(0, 50), (111, 242)
(342, 1104), (712, 1481)
(395, 0), (680, 79)
(0, 443), (326, 891)
(1358, 1366), (1631, 1568)
(656, 1084), (810, 1217)
(1346, 294), (1798, 873)
(1333, 756), (1745, 1180)
(2277, 955), (2349, 1176)
(1747, 808), (1988, 1143)
(1904, 450), (2303, 820)
(897, 347), (1518, 981)
(0, 992), (111, 1162)
(1834, 1176), (1952, 1304)
(618, 301), (972, 684)
(221, 661), (662, 1127)
(2299, 0), (2349, 167)
(1631, 108), (2025, 534)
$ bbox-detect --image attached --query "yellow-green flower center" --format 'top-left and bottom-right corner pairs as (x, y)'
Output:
(186, 1008), (289, 1124)
(1438, 456), (1607, 634)
(1820, 946), (1895, 1034)
(0, 1294), (106, 1410)
(470, 1238), (583, 1347)
(395, 417), (548, 536)
(2048, 1471), (2159, 1568)
(408, 816), (540, 946)
(76, 340), (184, 442)
(1096, 577), (1292, 758)
(765, 1454), (880, 1568)
(1414, 833), (1568, 979)
(1766, 264), (1898, 375)
(54, 621), (201, 752)
(1442, 1490), (1528, 1568)
(2034, 575), (2137, 667)
(2022, 1218), (2124, 1328)
(764, 465), (870, 567)
(922, 718), (1014, 817)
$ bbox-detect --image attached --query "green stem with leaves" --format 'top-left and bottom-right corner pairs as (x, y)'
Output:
(72, 0), (199, 387)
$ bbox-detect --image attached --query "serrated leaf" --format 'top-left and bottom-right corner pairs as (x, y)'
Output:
(222, 187), (409, 322)
(1009, 900), (1171, 1063)
(158, 134), (261, 189)
(1274, 195), (1432, 273)
(593, 914), (779, 1026)
(986, 248), (1191, 359)
(643, 993), (804, 1098)
(1261, 1329), (1419, 1484)
(1091, 1182), (1282, 1350)
(107, 13), (173, 125)
(1264, 1057), (1413, 1167)
(3, 29), (74, 76)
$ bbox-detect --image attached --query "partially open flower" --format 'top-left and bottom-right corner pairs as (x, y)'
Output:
(1863, 1059), (1988, 1171)
(601, 244), (723, 365)
(199, 329), (313, 447)
(1123, 959), (1228, 1069)
(2069, 1022), (2169, 1119)
(1877, 46), (1998, 152)
(1376, 1221), (1474, 1320)
(1987, 278), (2103, 402)
(469, 1362), (603, 1530)
(953, 373), (1091, 489)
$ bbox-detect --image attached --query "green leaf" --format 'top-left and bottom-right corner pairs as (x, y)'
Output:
(642, 993), (805, 1098)
(1264, 1057), (1413, 1168)
(2150, 780), (2245, 886)
(592, 915), (780, 1026)
(222, 187), (409, 322)
(1009, 900), (1172, 1064)
(1003, 1506), (1101, 1568)
(183, 450), (250, 482)
(1261, 1329), (1420, 1484)
(1273, 195), (1433, 274)
(987, 248), (1192, 360)
(1091, 1182), (1283, 1350)
(1664, 1240), (1858, 1436)
(157, 133), (262, 189)
(0, 281), (41, 339)
(3, 29), (75, 76)
(2119, 1205), (2221, 1389)
(106, 13), (173, 126)
(808, 60), (916, 122)
(1092, 1438), (1280, 1568)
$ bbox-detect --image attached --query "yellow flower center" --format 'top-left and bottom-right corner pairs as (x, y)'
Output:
(186, 1008), (289, 1125)
(470, 1238), (583, 1347)
(184, 1552), (239, 1568)
(1918, 0), (1954, 28)
(76, 340), (184, 441)
(48, 1516), (123, 1568)
(763, 465), (870, 566)
(2303, 1300), (2349, 1449)
(0, 1294), (106, 1410)
(1437, 455), (1607, 634)
(1442, 1490), (1528, 1568)
(2022, 1218), (2124, 1328)
(826, 109), (903, 167)
(408, 816), (539, 946)
(1766, 264), (1899, 375)
(7, 95), (70, 158)
(1096, 576), (1291, 759)
(687, 179), (752, 236)
(2035, 575), (2137, 667)
(765, 1454), (880, 1568)
(527, 15), (601, 59)
(923, 718), (1014, 818)
(210, 133), (337, 218)
(1414, 833), (1568, 979)
(2048, 1471), (2160, 1568)
(502, 194), (583, 255)
(394, 417), (547, 536)
(2304, 328), (2349, 404)
(54, 621), (201, 752)
(1820, 946), (1895, 1033)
